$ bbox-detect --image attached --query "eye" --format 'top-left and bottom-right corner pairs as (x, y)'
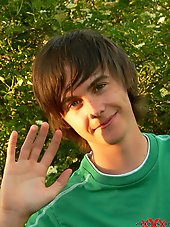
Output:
(94, 83), (107, 93)
(68, 99), (82, 110)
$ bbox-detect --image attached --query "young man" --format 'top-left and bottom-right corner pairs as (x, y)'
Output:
(0, 30), (170, 227)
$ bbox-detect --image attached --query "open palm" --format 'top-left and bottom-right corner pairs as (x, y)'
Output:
(0, 122), (72, 220)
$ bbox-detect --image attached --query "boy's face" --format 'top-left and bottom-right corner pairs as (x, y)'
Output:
(62, 67), (136, 147)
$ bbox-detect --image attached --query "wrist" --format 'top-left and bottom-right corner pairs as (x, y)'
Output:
(0, 209), (29, 227)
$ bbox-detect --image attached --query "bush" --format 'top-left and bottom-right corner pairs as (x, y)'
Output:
(0, 0), (169, 184)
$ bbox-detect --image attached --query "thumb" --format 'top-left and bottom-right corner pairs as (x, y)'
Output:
(48, 169), (72, 197)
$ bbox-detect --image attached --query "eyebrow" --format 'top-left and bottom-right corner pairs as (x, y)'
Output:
(62, 74), (109, 105)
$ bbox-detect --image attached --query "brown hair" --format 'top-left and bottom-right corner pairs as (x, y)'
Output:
(32, 29), (143, 152)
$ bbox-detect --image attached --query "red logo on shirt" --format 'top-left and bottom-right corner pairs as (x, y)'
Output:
(136, 218), (168, 227)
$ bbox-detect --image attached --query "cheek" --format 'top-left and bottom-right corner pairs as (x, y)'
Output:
(63, 115), (74, 128)
(118, 90), (130, 103)
(63, 112), (82, 128)
(64, 112), (88, 132)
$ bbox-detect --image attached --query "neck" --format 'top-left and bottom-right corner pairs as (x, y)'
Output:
(89, 131), (148, 175)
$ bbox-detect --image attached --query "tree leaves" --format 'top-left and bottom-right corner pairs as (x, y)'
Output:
(0, 0), (169, 184)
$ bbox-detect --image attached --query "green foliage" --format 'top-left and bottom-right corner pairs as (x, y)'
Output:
(0, 0), (169, 185)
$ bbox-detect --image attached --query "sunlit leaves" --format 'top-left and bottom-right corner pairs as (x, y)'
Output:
(0, 0), (169, 184)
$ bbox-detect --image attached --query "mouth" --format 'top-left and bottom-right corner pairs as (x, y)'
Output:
(93, 112), (118, 131)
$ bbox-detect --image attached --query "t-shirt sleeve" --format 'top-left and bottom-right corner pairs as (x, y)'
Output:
(25, 207), (61, 227)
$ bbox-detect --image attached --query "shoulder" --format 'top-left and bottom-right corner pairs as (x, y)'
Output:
(155, 134), (170, 154)
(153, 134), (170, 147)
(154, 134), (170, 142)
(145, 133), (170, 166)
(144, 133), (170, 156)
(145, 133), (170, 144)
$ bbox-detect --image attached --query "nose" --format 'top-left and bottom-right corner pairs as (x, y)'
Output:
(85, 97), (105, 119)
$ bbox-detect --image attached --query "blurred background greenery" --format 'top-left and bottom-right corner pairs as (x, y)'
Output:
(0, 0), (169, 185)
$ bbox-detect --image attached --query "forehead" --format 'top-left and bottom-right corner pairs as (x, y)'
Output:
(63, 65), (107, 93)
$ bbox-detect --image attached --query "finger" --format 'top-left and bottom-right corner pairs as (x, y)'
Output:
(18, 125), (38, 160)
(49, 169), (72, 197)
(6, 131), (18, 163)
(29, 122), (49, 160)
(40, 130), (62, 168)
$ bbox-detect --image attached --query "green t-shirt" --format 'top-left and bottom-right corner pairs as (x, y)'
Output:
(26, 133), (170, 227)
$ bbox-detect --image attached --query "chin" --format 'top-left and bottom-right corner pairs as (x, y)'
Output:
(101, 133), (125, 145)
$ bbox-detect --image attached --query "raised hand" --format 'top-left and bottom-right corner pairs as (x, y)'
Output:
(0, 122), (72, 226)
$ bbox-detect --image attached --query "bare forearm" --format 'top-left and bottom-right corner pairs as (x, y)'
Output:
(0, 210), (28, 227)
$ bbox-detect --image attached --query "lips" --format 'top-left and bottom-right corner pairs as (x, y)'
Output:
(92, 112), (117, 132)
